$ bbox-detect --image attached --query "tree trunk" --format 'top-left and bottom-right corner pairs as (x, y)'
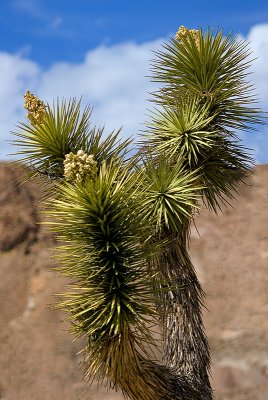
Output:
(155, 226), (213, 399)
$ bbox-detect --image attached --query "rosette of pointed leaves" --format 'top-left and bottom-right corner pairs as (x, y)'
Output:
(140, 156), (202, 233)
(12, 97), (131, 183)
(147, 28), (263, 210)
(145, 99), (254, 210)
(152, 28), (262, 130)
(146, 96), (217, 164)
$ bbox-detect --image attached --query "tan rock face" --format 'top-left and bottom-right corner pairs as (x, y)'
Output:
(0, 163), (267, 400)
(0, 163), (38, 252)
(212, 362), (268, 391)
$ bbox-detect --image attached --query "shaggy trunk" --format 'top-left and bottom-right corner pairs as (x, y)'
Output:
(118, 359), (208, 400)
(156, 226), (213, 399)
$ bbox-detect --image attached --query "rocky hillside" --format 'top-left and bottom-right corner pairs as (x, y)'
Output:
(0, 162), (267, 400)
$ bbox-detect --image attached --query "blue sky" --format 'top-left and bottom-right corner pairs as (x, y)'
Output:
(0, 0), (268, 162)
(1, 0), (268, 66)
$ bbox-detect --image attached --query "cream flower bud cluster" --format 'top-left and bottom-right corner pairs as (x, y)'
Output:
(63, 150), (97, 183)
(175, 26), (200, 46)
(24, 90), (47, 125)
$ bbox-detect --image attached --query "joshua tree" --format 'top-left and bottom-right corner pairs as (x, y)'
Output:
(12, 27), (263, 400)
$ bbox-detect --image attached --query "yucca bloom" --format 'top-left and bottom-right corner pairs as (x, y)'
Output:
(24, 90), (47, 125)
(63, 149), (97, 182)
(175, 25), (200, 46)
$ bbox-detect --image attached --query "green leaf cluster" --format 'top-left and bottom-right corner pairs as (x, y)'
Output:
(147, 28), (264, 211)
(152, 30), (262, 130)
(140, 156), (202, 232)
(47, 160), (161, 389)
(11, 98), (131, 183)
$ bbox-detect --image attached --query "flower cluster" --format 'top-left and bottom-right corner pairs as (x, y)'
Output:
(24, 90), (47, 125)
(63, 149), (97, 183)
(175, 26), (200, 46)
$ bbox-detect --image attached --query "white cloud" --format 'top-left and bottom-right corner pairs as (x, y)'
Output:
(242, 24), (268, 163)
(247, 24), (268, 106)
(0, 24), (267, 162)
(0, 39), (162, 160)
(0, 52), (40, 158)
(38, 39), (163, 138)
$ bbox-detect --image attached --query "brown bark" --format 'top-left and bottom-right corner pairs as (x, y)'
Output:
(154, 226), (213, 399)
